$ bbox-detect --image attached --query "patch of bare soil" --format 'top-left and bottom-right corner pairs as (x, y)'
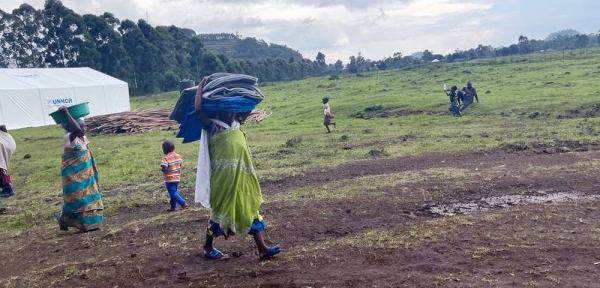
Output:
(261, 140), (600, 196)
(558, 103), (600, 119)
(1, 146), (600, 287)
(424, 191), (600, 216)
(351, 105), (431, 119)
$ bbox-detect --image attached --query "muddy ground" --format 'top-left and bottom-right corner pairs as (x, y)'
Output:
(1, 145), (600, 287)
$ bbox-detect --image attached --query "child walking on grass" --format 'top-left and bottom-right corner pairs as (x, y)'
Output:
(323, 97), (336, 133)
(161, 140), (187, 211)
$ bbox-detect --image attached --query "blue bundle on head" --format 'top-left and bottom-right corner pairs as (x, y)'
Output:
(201, 73), (264, 112)
(170, 73), (265, 143)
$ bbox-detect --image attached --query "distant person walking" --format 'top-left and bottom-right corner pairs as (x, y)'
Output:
(461, 82), (479, 111)
(445, 86), (462, 117)
(0, 125), (16, 197)
(323, 97), (336, 133)
(56, 107), (104, 233)
(161, 140), (187, 211)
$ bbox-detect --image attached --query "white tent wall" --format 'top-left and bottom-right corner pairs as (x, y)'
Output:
(39, 88), (77, 125)
(0, 68), (130, 129)
(0, 73), (46, 129)
(0, 89), (46, 129)
(104, 83), (130, 113)
(71, 68), (130, 113)
(42, 69), (109, 117)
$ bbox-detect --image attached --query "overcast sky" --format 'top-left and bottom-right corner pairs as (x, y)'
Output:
(3, 0), (599, 63)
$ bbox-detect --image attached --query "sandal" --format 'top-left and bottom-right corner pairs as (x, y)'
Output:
(203, 248), (225, 260)
(259, 246), (282, 260)
(57, 213), (68, 231)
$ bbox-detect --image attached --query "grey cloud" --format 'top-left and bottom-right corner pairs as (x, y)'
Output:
(194, 16), (265, 32)
(287, 0), (408, 10)
(2, 0), (144, 21)
(258, 18), (349, 52)
(199, 0), (409, 10)
(375, 8), (387, 20)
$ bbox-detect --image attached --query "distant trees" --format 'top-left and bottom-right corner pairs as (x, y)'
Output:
(421, 50), (434, 62)
(518, 35), (530, 54)
(347, 53), (368, 73)
(2, 1), (600, 94)
(546, 29), (580, 41)
(198, 33), (304, 62)
(575, 34), (589, 48)
(0, 0), (331, 95)
(9, 4), (45, 67)
(332, 60), (344, 74)
(441, 30), (600, 65)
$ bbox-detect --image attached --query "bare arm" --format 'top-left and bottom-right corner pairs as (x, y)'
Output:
(236, 111), (252, 125)
(59, 107), (82, 142)
(194, 77), (212, 126)
(474, 89), (480, 102)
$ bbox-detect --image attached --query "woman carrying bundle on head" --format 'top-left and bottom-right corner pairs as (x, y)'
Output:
(173, 73), (281, 260)
(56, 107), (104, 233)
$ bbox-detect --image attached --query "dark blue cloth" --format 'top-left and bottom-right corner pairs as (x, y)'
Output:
(174, 98), (257, 143)
(202, 98), (258, 113)
(208, 219), (266, 237)
(166, 182), (186, 209)
(175, 106), (203, 144)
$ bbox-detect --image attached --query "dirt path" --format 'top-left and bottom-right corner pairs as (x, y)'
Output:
(1, 146), (600, 287)
(261, 141), (599, 195)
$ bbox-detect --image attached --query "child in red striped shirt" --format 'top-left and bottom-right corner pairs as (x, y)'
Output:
(161, 140), (187, 211)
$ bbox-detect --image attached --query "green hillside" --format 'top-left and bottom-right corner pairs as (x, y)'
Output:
(199, 33), (304, 61)
(2, 47), (599, 230)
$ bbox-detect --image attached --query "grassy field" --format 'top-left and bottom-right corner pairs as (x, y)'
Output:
(2, 48), (600, 232)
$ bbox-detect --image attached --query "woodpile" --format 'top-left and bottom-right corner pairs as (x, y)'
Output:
(245, 109), (272, 123)
(85, 108), (175, 134)
(85, 108), (271, 135)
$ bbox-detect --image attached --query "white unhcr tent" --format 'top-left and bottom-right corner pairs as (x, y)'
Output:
(0, 68), (130, 129)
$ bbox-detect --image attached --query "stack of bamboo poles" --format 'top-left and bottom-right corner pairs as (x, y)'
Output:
(86, 108), (271, 135)
(245, 110), (273, 123)
(85, 108), (175, 134)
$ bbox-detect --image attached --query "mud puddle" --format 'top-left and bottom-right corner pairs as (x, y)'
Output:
(423, 191), (600, 216)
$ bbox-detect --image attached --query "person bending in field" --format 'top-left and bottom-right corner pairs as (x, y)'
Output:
(194, 77), (282, 260)
(461, 82), (479, 111)
(323, 97), (336, 133)
(161, 140), (187, 211)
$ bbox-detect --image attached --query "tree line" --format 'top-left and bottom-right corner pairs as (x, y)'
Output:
(2, 1), (600, 95)
(0, 1), (331, 95)
(367, 31), (600, 72)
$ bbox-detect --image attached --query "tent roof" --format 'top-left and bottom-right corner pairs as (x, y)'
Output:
(0, 68), (127, 90)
